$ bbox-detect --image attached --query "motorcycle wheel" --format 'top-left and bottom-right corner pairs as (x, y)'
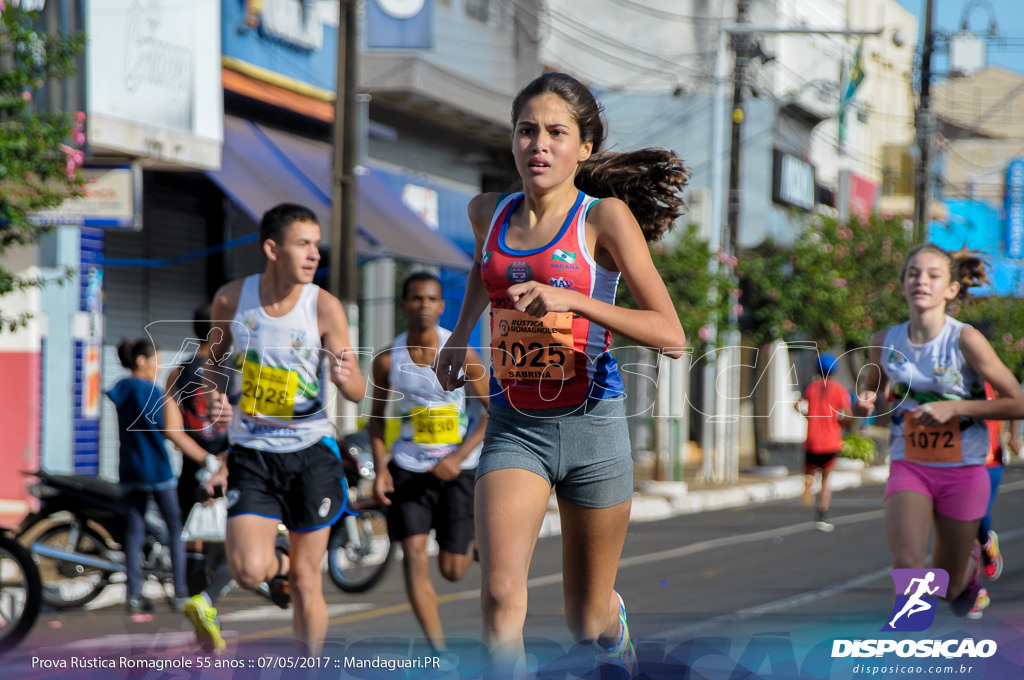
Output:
(33, 522), (111, 610)
(326, 508), (394, 593)
(0, 534), (42, 653)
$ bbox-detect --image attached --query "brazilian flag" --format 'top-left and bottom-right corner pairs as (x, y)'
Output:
(838, 41), (866, 145)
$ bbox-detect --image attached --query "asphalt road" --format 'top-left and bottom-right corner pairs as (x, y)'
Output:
(5, 466), (1024, 679)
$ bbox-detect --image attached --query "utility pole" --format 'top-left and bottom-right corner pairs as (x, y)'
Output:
(913, 0), (936, 243)
(715, 0), (752, 483)
(708, 15), (883, 483)
(727, 0), (752, 258)
(330, 0), (360, 433)
(330, 0), (359, 308)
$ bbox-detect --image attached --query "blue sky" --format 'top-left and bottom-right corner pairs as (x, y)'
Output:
(896, 0), (1024, 75)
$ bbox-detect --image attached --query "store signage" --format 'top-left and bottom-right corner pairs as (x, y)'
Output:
(1006, 158), (1024, 259)
(31, 166), (141, 229)
(772, 150), (816, 211)
(88, 0), (222, 169)
(258, 0), (329, 51)
(224, 1), (338, 94)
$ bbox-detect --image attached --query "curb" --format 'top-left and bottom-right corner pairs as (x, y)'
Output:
(537, 464), (890, 538)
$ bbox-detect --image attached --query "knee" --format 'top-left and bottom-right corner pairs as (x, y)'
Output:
(481, 574), (527, 615)
(439, 565), (465, 583)
(403, 546), (430, 575)
(438, 554), (469, 583)
(289, 567), (323, 603)
(228, 552), (274, 590)
(892, 550), (925, 570)
(231, 564), (268, 591)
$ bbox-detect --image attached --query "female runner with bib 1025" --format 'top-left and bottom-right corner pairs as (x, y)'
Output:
(855, 244), (1024, 620)
(434, 72), (688, 679)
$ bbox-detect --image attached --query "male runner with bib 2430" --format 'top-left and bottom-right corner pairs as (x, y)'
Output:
(370, 272), (489, 652)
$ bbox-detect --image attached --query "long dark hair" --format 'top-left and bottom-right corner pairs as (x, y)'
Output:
(511, 72), (691, 242)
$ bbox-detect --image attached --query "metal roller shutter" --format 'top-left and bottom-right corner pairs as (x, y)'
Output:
(100, 172), (218, 479)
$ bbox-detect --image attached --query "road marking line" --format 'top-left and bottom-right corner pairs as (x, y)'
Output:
(61, 480), (1024, 650)
(652, 567), (894, 641)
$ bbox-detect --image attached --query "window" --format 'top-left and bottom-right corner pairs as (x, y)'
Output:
(466, 0), (489, 22)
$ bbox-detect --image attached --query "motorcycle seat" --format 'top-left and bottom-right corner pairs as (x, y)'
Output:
(36, 472), (122, 501)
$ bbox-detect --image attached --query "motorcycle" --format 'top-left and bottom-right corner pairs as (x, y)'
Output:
(16, 431), (393, 609)
(0, 528), (42, 652)
(327, 431), (395, 593)
(16, 471), (175, 610)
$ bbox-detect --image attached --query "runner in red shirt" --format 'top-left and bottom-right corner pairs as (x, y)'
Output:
(795, 352), (851, 532)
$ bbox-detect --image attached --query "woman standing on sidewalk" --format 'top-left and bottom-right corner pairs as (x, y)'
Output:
(107, 338), (223, 613)
(854, 244), (1024, 620)
(435, 71), (688, 678)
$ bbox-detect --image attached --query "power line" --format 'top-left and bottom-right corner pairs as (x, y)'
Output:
(605, 0), (730, 22)
(503, 0), (717, 85)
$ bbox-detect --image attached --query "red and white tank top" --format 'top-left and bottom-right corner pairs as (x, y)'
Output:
(479, 191), (625, 410)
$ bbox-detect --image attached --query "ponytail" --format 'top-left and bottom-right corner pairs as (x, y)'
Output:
(951, 247), (989, 300)
(575, 148), (691, 242)
(117, 337), (156, 370)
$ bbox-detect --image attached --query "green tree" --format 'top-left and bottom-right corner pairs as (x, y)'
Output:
(737, 212), (914, 351)
(957, 297), (1024, 379)
(617, 223), (733, 352)
(0, 2), (86, 331)
(738, 212), (1024, 379)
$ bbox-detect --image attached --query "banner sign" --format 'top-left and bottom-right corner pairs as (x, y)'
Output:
(1006, 158), (1024, 259)
(30, 165), (141, 229)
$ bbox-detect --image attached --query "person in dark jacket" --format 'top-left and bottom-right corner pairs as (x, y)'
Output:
(107, 337), (224, 613)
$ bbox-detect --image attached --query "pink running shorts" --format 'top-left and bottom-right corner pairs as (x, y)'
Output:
(885, 460), (990, 522)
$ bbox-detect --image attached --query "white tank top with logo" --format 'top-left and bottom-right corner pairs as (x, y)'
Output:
(228, 274), (333, 453)
(388, 329), (480, 473)
(880, 315), (988, 467)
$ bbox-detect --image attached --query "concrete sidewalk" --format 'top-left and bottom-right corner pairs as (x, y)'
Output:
(538, 458), (890, 538)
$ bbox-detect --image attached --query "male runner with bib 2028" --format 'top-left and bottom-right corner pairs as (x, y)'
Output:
(209, 203), (365, 654)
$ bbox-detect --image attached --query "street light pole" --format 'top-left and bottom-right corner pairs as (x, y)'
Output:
(913, 0), (936, 242)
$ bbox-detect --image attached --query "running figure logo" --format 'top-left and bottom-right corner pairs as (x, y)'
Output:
(883, 569), (949, 632)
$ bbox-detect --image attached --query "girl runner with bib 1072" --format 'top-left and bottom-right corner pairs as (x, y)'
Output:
(434, 71), (688, 679)
(855, 244), (1024, 621)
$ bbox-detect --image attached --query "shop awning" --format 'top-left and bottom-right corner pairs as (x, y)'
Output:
(207, 116), (471, 270)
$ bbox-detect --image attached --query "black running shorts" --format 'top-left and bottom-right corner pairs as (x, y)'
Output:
(804, 451), (839, 473)
(226, 440), (344, 532)
(386, 461), (475, 554)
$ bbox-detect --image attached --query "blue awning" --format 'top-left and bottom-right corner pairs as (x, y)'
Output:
(207, 116), (471, 270)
